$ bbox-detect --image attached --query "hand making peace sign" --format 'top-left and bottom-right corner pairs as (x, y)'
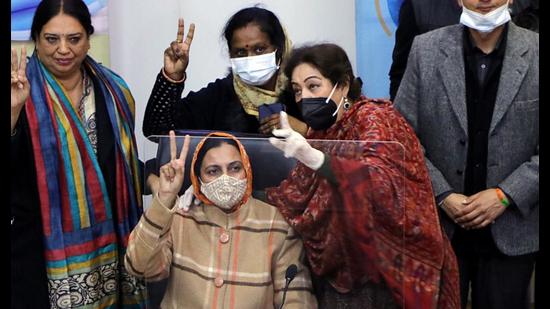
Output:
(11, 47), (30, 132)
(157, 131), (191, 208)
(163, 18), (195, 81)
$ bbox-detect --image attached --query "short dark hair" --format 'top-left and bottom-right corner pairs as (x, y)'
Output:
(284, 43), (363, 101)
(31, 0), (94, 41)
(194, 138), (241, 179)
(222, 6), (286, 62)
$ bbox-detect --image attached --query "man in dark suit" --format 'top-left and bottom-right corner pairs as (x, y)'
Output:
(393, 0), (538, 308)
(388, 0), (536, 101)
(388, 0), (461, 101)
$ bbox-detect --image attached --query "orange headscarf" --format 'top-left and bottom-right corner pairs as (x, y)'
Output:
(190, 132), (253, 211)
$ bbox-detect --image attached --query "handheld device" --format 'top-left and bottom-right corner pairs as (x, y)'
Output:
(259, 102), (285, 121)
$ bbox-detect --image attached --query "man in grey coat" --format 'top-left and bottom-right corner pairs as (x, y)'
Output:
(388, 0), (535, 100)
(393, 0), (538, 308)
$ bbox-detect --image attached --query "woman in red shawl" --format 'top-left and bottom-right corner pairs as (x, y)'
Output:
(266, 43), (460, 308)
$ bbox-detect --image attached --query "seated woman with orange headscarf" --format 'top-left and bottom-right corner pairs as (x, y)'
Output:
(125, 131), (317, 308)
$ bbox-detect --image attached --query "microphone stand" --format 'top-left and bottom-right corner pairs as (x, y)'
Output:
(278, 278), (291, 309)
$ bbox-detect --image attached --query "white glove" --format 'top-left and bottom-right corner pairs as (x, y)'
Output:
(177, 185), (200, 211)
(269, 111), (325, 170)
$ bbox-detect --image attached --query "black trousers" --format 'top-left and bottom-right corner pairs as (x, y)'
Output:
(452, 228), (536, 309)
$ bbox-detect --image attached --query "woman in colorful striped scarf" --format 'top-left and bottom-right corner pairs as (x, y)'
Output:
(11, 0), (146, 308)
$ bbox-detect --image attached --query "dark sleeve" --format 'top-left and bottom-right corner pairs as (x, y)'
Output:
(143, 71), (186, 138)
(436, 190), (455, 206)
(497, 186), (517, 208)
(142, 158), (158, 195)
(10, 118), (23, 144)
(389, 0), (420, 101)
(317, 154), (338, 186)
(142, 71), (231, 139)
(512, 6), (539, 32)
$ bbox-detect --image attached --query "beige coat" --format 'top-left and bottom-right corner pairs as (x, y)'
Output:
(125, 196), (317, 309)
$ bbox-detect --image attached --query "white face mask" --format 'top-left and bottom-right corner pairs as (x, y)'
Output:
(230, 50), (279, 86)
(200, 174), (247, 210)
(460, 0), (511, 33)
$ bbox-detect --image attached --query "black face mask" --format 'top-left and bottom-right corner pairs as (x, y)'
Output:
(299, 97), (338, 130)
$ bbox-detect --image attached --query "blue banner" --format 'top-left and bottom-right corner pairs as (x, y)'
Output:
(355, 0), (403, 99)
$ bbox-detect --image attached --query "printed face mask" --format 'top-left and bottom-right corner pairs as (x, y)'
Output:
(200, 174), (247, 210)
(460, 0), (510, 33)
(230, 50), (279, 86)
(299, 83), (343, 130)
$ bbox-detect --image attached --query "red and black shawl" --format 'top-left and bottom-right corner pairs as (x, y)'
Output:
(266, 97), (460, 308)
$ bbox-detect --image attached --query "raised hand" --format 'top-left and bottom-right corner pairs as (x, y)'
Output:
(269, 111), (324, 170)
(158, 131), (191, 208)
(11, 47), (30, 132)
(163, 18), (195, 81)
(259, 113), (308, 136)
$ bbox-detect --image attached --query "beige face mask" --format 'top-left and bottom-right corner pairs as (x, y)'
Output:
(200, 174), (247, 210)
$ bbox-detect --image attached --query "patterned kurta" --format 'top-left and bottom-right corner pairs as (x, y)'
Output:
(266, 97), (460, 308)
(125, 196), (317, 309)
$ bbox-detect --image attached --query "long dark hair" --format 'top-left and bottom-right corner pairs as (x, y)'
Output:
(31, 0), (94, 41)
(222, 6), (286, 62)
(284, 43), (363, 101)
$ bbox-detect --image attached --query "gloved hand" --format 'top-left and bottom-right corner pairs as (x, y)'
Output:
(269, 111), (325, 170)
(177, 185), (200, 211)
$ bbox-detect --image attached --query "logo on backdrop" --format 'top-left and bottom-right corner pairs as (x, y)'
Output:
(356, 0), (404, 98)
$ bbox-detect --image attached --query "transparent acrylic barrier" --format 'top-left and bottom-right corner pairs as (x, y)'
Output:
(140, 132), (412, 308)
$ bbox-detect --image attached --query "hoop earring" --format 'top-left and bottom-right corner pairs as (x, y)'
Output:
(343, 97), (351, 110)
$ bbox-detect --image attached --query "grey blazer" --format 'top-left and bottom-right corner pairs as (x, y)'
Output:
(394, 23), (538, 256)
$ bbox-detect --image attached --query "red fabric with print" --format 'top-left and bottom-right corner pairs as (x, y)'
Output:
(266, 97), (460, 308)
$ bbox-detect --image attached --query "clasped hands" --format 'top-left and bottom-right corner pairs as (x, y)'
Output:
(441, 189), (508, 230)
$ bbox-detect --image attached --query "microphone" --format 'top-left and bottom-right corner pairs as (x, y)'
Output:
(279, 264), (298, 309)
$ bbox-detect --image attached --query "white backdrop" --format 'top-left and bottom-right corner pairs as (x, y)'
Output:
(108, 0), (356, 158)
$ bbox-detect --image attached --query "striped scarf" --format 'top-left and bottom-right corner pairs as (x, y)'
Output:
(25, 53), (146, 308)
